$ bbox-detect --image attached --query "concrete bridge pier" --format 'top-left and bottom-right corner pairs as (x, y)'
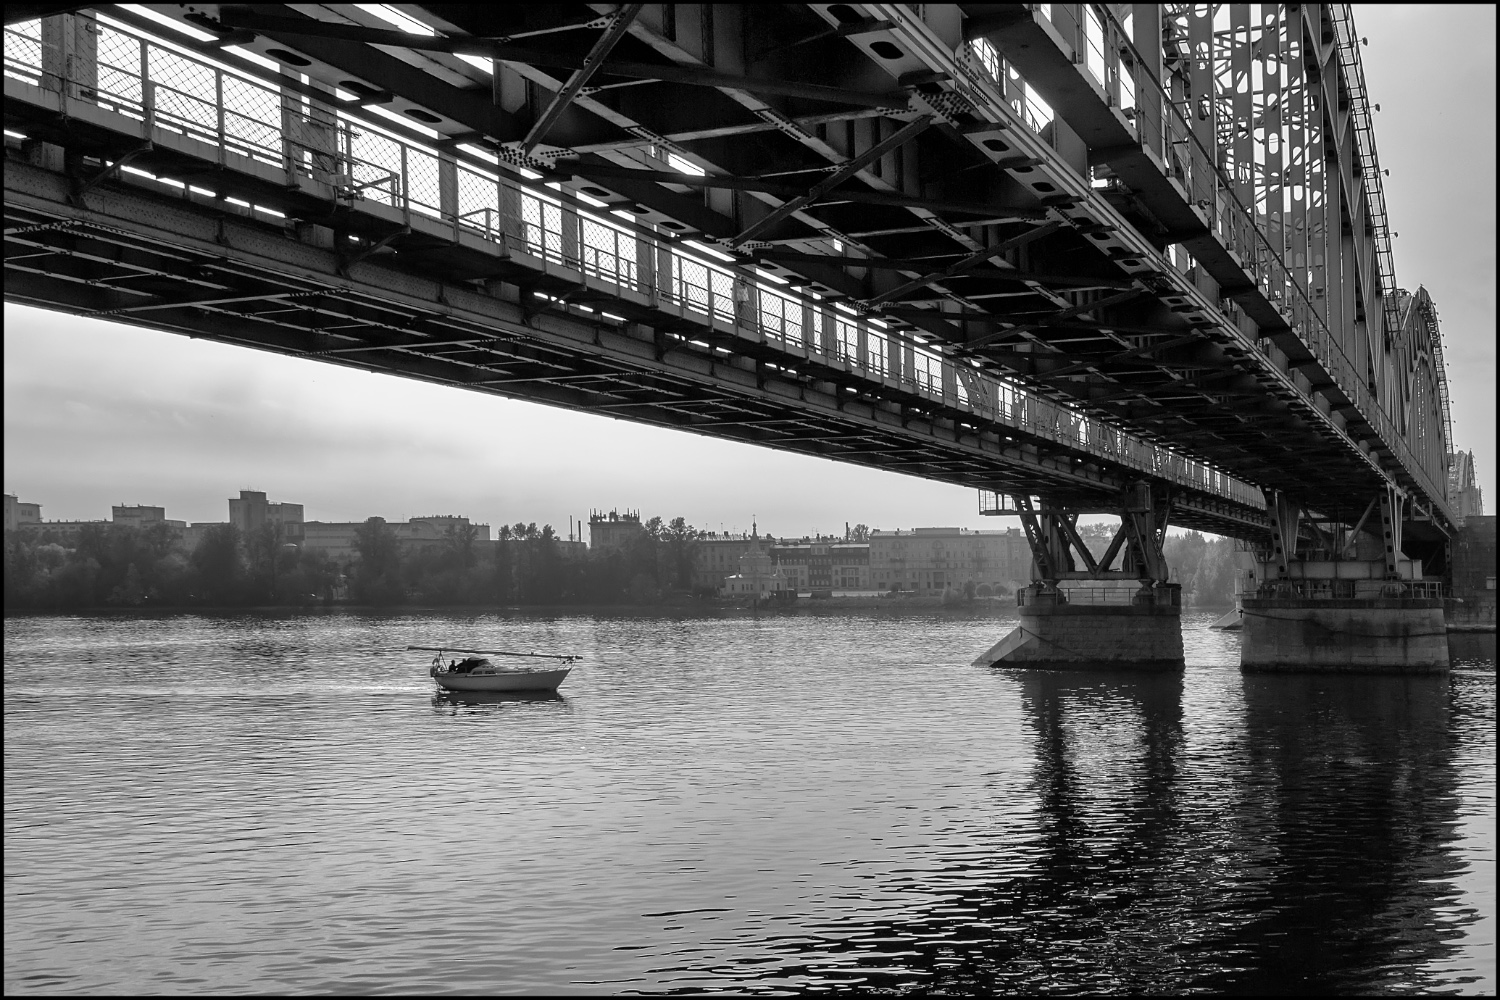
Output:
(973, 582), (1184, 669)
(974, 485), (1184, 670)
(1240, 489), (1449, 674)
(1240, 596), (1448, 673)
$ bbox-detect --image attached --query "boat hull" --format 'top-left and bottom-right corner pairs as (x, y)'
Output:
(434, 668), (570, 692)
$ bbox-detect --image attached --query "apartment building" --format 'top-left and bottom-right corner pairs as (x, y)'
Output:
(868, 527), (1029, 593)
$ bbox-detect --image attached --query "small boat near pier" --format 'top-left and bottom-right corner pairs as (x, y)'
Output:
(412, 646), (578, 692)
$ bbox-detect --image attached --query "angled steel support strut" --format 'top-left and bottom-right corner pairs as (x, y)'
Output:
(730, 115), (933, 246)
(522, 4), (643, 154)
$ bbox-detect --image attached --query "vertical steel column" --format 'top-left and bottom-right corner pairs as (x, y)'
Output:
(1131, 4), (1164, 160)
(1285, 6), (1312, 330)
(1188, 6), (1219, 235)
(1051, 4), (1084, 61)
(1260, 5), (1285, 310)
(1380, 484), (1405, 578)
(1122, 482), (1171, 586)
(1265, 489), (1302, 578)
(1230, 4), (1255, 271)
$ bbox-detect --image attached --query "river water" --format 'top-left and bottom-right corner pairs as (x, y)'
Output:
(4, 608), (1494, 995)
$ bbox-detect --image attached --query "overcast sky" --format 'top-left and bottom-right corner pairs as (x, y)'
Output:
(4, 5), (1494, 536)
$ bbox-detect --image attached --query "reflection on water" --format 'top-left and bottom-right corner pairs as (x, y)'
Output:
(431, 689), (567, 711)
(3, 610), (1493, 995)
(1450, 631), (1498, 667)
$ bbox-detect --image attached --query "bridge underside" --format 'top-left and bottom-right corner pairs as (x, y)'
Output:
(4, 155), (1260, 538)
(2, 4), (1456, 547)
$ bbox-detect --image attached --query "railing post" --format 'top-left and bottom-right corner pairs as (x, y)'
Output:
(438, 153), (459, 239)
(798, 301), (815, 354)
(559, 203), (580, 270)
(634, 230), (656, 300)
(499, 178), (525, 250)
(656, 242), (675, 305)
(142, 77), (155, 133)
(278, 66), (303, 188)
(215, 68), (225, 165)
(31, 13), (95, 171)
(736, 278), (760, 340)
(399, 144), (410, 223)
(818, 305), (836, 360)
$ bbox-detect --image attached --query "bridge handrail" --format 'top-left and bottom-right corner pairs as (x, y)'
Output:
(2, 13), (1266, 512)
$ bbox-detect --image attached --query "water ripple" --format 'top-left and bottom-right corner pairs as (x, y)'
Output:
(4, 610), (1493, 994)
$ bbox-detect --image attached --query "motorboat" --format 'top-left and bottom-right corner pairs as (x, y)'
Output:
(412, 645), (577, 692)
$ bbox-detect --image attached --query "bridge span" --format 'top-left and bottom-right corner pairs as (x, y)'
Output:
(2, 4), (1470, 671)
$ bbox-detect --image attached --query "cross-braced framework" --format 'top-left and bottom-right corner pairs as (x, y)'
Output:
(2, 4), (1460, 557)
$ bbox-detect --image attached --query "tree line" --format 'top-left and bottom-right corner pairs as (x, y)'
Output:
(3, 513), (711, 610)
(4, 515), (1244, 611)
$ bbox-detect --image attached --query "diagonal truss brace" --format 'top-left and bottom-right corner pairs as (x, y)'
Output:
(522, 4), (643, 154)
(730, 115), (932, 246)
(1013, 484), (1173, 588)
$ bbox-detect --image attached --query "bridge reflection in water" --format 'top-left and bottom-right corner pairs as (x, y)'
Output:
(704, 669), (1481, 993)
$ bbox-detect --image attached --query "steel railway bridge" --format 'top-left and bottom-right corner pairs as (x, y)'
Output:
(2, 4), (1469, 667)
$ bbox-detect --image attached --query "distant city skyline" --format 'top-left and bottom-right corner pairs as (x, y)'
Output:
(3, 6), (1493, 539)
(0, 451), (987, 542)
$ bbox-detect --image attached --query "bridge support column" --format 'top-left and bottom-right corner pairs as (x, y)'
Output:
(29, 12), (97, 173)
(973, 485), (1183, 670)
(1240, 489), (1449, 673)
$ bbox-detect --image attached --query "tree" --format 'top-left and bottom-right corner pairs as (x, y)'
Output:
(107, 563), (146, 606)
(530, 524), (562, 603)
(190, 524), (244, 604)
(493, 524), (515, 603)
(663, 516), (700, 590)
(245, 521), (291, 603)
(848, 523), (870, 543)
(1076, 521), (1119, 560)
(445, 521), (479, 571)
(352, 517), (403, 604)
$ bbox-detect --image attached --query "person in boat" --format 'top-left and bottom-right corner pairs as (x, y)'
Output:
(449, 659), (457, 671)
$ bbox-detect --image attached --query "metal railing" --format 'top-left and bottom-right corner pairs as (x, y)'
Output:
(1017, 585), (1175, 607)
(3, 13), (1266, 511)
(1255, 578), (1444, 600)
